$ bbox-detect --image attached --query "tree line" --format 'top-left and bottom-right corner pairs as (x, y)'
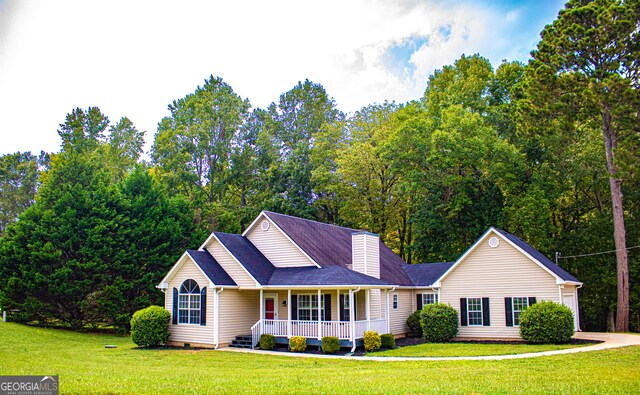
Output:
(0, 0), (638, 332)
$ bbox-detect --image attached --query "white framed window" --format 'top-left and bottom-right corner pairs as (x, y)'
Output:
(422, 293), (438, 306)
(392, 293), (398, 310)
(467, 297), (483, 326)
(178, 279), (201, 325)
(297, 294), (325, 321)
(512, 297), (529, 326)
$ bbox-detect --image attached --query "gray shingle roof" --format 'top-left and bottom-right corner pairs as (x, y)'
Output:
(402, 262), (454, 287)
(267, 266), (395, 286)
(494, 228), (581, 283)
(264, 211), (414, 286)
(212, 230), (392, 287)
(186, 250), (237, 286)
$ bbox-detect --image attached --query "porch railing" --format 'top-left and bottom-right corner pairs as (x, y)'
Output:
(251, 319), (388, 348)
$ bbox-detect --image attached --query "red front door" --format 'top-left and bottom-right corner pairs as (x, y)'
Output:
(265, 298), (275, 319)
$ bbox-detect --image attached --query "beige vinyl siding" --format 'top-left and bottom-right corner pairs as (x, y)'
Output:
(352, 236), (365, 274)
(369, 289), (382, 319)
(561, 284), (580, 330)
(355, 290), (366, 320)
(217, 289), (260, 345)
(246, 215), (315, 267)
(352, 234), (380, 278)
(366, 235), (380, 278)
(439, 231), (561, 338)
(205, 240), (257, 288)
(165, 257), (214, 345)
(388, 289), (413, 336)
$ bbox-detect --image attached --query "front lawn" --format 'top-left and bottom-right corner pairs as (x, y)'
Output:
(370, 342), (587, 357)
(1, 322), (639, 394)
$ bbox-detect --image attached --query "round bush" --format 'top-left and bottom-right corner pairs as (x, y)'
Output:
(380, 333), (395, 349)
(406, 310), (422, 337)
(519, 301), (574, 344)
(289, 336), (306, 352)
(420, 303), (458, 342)
(321, 336), (341, 354)
(130, 306), (170, 347)
(363, 330), (381, 352)
(259, 334), (276, 350)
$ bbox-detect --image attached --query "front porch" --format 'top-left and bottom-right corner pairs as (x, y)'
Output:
(250, 287), (391, 350)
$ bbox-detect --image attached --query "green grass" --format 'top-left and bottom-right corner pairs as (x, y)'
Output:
(1, 322), (639, 394)
(370, 342), (586, 357)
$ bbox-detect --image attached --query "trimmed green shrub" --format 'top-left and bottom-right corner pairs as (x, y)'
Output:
(259, 334), (276, 350)
(406, 310), (422, 337)
(420, 303), (458, 342)
(321, 336), (341, 354)
(519, 301), (574, 344)
(363, 330), (381, 352)
(130, 306), (170, 347)
(289, 336), (306, 352)
(380, 333), (395, 349)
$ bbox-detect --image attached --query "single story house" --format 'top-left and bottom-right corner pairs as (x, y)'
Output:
(158, 211), (582, 349)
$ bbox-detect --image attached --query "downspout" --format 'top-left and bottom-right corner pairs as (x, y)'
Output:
(387, 287), (396, 334)
(214, 287), (224, 349)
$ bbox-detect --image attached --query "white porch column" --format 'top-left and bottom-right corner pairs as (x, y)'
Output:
(287, 289), (292, 338)
(259, 289), (264, 320)
(317, 288), (322, 340)
(349, 289), (355, 344)
(365, 289), (370, 331)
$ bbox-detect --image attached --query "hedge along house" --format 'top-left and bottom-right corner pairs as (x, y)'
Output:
(157, 211), (582, 349)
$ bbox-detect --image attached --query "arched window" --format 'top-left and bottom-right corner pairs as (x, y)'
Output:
(178, 279), (201, 324)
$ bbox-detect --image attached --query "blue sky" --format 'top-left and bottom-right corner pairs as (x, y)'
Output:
(0, 0), (566, 155)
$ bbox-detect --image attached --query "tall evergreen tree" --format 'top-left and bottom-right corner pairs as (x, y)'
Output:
(525, 0), (640, 331)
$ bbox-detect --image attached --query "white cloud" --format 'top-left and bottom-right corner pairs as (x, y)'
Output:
(0, 0), (564, 156)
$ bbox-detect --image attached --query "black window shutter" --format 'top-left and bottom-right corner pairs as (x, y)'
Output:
(460, 298), (468, 326)
(200, 287), (207, 326)
(417, 294), (423, 311)
(324, 294), (331, 321)
(528, 297), (537, 306)
(172, 288), (178, 325)
(482, 297), (490, 326)
(291, 295), (298, 320)
(505, 297), (513, 327)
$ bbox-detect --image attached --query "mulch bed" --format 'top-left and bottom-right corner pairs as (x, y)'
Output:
(267, 344), (357, 356)
(253, 336), (603, 356)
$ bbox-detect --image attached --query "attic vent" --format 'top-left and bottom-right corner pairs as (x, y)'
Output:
(488, 236), (499, 248)
(261, 220), (270, 231)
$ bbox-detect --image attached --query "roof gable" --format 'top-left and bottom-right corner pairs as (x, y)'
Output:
(493, 229), (581, 283)
(243, 212), (320, 268)
(434, 227), (582, 286)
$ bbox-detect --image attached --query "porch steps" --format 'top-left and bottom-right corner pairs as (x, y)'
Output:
(229, 334), (253, 349)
